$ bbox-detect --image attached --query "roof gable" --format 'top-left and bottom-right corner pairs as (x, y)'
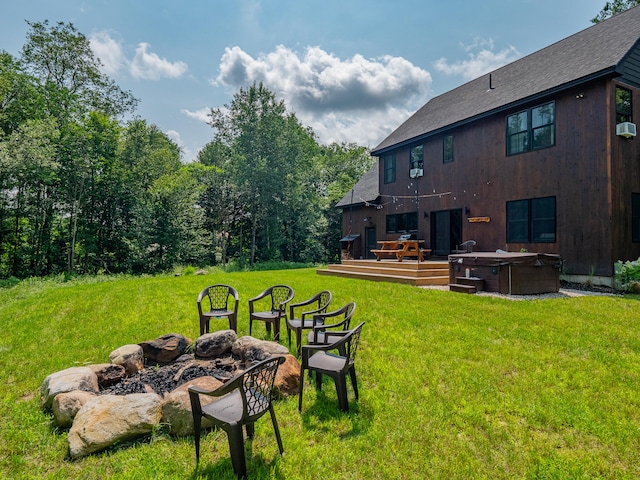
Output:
(373, 6), (640, 155)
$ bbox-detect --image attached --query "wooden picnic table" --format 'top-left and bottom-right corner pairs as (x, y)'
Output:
(371, 240), (431, 262)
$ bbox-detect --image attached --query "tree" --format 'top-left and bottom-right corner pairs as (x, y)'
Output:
(592, 0), (640, 22)
(20, 21), (137, 120)
(207, 82), (319, 265)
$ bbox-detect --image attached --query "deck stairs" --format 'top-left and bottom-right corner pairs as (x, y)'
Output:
(449, 276), (485, 294)
(316, 259), (449, 287)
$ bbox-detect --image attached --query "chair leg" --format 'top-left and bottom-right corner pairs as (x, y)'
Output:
(229, 314), (237, 333)
(287, 326), (292, 347)
(349, 366), (359, 400)
(249, 317), (253, 336)
(315, 372), (323, 391)
(269, 405), (285, 455)
(335, 374), (349, 412)
(199, 318), (208, 336)
(295, 330), (302, 356)
(245, 422), (255, 438)
(193, 413), (202, 461)
(298, 367), (305, 410)
(273, 319), (280, 342)
(226, 425), (247, 479)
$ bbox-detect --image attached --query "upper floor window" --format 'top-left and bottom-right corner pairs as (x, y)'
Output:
(443, 135), (454, 163)
(507, 196), (556, 243)
(383, 154), (396, 184)
(410, 145), (423, 171)
(506, 101), (555, 155)
(616, 87), (632, 123)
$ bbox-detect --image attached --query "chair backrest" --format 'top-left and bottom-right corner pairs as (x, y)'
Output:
(241, 356), (285, 421)
(270, 285), (294, 312)
(345, 322), (365, 367)
(198, 284), (238, 312)
(318, 302), (356, 330)
(459, 240), (476, 253)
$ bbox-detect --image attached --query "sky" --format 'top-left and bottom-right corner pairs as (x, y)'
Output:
(0, 0), (607, 162)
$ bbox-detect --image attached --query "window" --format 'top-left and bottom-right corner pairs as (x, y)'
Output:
(443, 135), (454, 163)
(633, 193), (640, 243)
(507, 101), (555, 155)
(410, 145), (423, 170)
(616, 87), (632, 123)
(386, 212), (417, 233)
(507, 196), (556, 243)
(383, 154), (396, 184)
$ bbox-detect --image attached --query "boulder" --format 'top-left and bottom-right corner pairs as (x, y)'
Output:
(109, 344), (144, 376)
(274, 354), (301, 396)
(195, 330), (237, 358)
(232, 336), (289, 363)
(161, 376), (223, 436)
(41, 367), (99, 409)
(68, 393), (163, 459)
(87, 363), (126, 388)
(139, 333), (191, 364)
(52, 390), (97, 428)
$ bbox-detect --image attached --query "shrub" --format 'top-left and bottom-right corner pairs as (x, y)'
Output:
(614, 257), (640, 292)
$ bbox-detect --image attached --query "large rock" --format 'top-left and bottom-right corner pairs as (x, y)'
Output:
(87, 363), (126, 388)
(139, 333), (191, 364)
(161, 376), (223, 436)
(68, 393), (163, 459)
(232, 336), (289, 363)
(195, 330), (237, 358)
(109, 344), (144, 376)
(41, 367), (99, 410)
(274, 354), (301, 396)
(52, 390), (97, 428)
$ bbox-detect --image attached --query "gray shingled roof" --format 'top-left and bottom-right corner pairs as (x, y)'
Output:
(373, 6), (640, 154)
(335, 162), (379, 208)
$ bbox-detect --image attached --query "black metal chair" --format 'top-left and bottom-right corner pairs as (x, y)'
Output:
(453, 240), (476, 254)
(287, 290), (332, 356)
(298, 322), (365, 413)
(248, 285), (294, 342)
(197, 284), (240, 335)
(189, 356), (285, 479)
(307, 302), (356, 348)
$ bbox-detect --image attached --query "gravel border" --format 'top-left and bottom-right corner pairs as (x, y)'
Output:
(421, 282), (620, 301)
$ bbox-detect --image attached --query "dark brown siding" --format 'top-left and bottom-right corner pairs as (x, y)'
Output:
(374, 79), (623, 276)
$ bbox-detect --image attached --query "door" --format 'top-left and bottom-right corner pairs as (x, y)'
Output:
(431, 209), (462, 256)
(365, 227), (377, 259)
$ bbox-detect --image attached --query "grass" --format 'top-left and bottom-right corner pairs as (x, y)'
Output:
(1, 268), (640, 479)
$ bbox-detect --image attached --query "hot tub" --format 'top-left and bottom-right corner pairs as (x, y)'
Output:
(448, 252), (562, 295)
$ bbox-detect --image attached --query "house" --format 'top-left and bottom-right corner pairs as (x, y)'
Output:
(337, 6), (640, 286)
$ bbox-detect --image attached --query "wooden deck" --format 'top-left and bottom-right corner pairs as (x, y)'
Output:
(316, 259), (449, 287)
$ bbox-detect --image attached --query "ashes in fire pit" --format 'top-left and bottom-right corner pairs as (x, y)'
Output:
(100, 354), (239, 396)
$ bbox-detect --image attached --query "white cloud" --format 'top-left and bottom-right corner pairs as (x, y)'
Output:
(213, 45), (432, 146)
(130, 43), (188, 80)
(165, 129), (194, 163)
(434, 37), (520, 81)
(90, 31), (126, 76)
(181, 107), (211, 123)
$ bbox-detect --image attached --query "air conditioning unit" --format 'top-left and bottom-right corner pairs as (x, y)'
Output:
(616, 122), (637, 138)
(409, 168), (423, 178)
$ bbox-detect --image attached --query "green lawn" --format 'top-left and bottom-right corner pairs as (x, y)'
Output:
(1, 268), (639, 479)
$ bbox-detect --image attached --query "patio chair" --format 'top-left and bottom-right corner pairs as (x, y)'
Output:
(248, 285), (294, 342)
(286, 290), (332, 356)
(298, 322), (365, 413)
(197, 284), (240, 335)
(306, 302), (356, 348)
(189, 355), (286, 479)
(453, 239), (476, 254)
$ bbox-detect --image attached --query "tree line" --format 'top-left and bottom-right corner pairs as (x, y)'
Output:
(0, 21), (373, 279)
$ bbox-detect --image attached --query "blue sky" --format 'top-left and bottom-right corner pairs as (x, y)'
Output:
(1, 0), (606, 161)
